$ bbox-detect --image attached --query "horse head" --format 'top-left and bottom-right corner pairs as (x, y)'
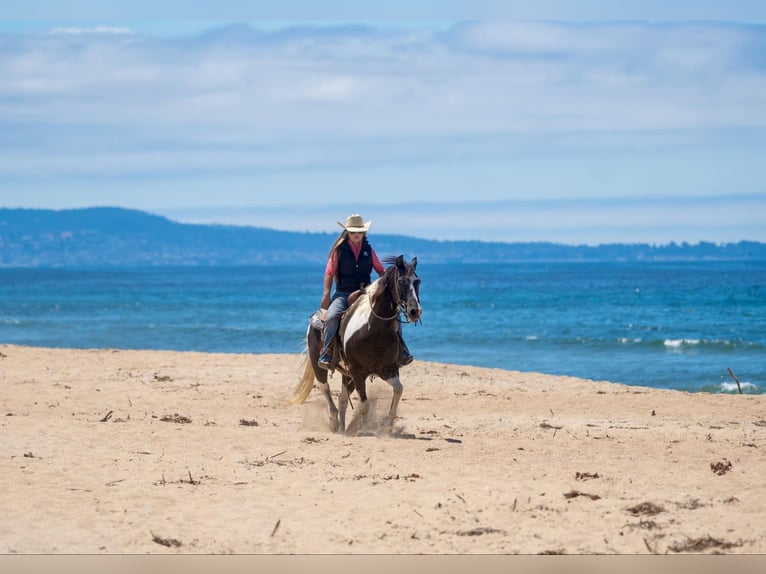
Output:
(394, 255), (422, 323)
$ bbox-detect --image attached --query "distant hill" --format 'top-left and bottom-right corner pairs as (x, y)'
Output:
(1, 207), (764, 267)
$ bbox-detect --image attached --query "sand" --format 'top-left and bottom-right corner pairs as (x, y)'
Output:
(1, 343), (765, 555)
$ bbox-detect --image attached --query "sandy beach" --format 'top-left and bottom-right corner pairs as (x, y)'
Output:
(1, 343), (765, 555)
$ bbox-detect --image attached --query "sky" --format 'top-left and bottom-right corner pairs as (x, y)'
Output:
(1, 2), (765, 245)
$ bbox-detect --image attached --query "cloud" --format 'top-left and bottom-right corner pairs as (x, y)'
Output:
(4, 20), (764, 131)
(47, 26), (134, 36)
(0, 20), (764, 243)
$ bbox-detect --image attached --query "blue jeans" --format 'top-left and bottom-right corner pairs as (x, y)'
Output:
(321, 291), (351, 356)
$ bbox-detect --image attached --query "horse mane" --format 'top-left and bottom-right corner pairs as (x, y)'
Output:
(379, 255), (403, 290)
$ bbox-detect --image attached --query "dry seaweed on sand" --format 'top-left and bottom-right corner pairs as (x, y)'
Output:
(159, 413), (192, 424)
(668, 535), (742, 553)
(151, 532), (182, 547)
(626, 502), (665, 516)
(710, 459), (733, 475)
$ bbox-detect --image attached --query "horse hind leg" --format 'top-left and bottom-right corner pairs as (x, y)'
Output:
(337, 375), (353, 434)
(316, 380), (339, 433)
(306, 322), (339, 432)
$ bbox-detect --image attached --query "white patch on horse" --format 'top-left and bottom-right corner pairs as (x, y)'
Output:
(342, 279), (380, 349)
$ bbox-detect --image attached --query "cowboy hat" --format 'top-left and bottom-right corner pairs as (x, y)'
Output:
(336, 214), (371, 233)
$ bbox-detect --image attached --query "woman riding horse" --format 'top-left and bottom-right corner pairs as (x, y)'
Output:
(318, 213), (413, 370)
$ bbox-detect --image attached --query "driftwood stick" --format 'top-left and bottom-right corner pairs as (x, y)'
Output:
(727, 368), (743, 395)
(271, 519), (281, 537)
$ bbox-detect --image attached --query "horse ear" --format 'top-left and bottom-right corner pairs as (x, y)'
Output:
(396, 254), (404, 268)
(411, 256), (417, 270)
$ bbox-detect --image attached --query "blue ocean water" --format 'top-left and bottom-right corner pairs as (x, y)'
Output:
(1, 261), (764, 394)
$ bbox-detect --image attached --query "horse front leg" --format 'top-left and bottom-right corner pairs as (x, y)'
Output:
(349, 368), (371, 433)
(384, 373), (403, 430)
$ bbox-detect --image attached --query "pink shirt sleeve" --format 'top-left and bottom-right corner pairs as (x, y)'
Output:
(371, 248), (385, 275)
(325, 252), (338, 276)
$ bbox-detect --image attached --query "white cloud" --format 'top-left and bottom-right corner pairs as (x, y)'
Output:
(0, 19), (765, 243)
(48, 26), (134, 36)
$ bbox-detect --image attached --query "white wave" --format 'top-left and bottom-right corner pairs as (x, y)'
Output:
(664, 338), (701, 348)
(720, 381), (758, 393)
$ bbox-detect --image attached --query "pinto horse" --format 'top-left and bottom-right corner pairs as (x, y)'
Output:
(291, 255), (421, 433)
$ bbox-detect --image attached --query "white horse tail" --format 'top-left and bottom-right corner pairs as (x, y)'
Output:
(290, 352), (315, 404)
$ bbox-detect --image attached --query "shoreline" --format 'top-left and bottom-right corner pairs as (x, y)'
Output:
(2, 344), (765, 554)
(3, 341), (759, 397)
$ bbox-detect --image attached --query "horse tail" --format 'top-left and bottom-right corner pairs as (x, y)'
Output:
(290, 351), (315, 404)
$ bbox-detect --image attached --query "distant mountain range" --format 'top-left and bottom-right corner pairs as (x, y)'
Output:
(1, 207), (764, 267)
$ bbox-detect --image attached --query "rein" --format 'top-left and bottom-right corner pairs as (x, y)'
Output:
(369, 303), (403, 322)
(368, 267), (404, 322)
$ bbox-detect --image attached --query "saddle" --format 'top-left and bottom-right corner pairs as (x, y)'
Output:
(309, 289), (365, 374)
(309, 289), (365, 332)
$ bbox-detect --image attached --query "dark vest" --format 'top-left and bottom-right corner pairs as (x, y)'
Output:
(335, 238), (373, 293)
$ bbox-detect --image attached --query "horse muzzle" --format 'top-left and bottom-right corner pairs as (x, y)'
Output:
(406, 306), (422, 322)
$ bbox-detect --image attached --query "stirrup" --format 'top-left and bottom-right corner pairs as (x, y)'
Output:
(318, 353), (332, 370)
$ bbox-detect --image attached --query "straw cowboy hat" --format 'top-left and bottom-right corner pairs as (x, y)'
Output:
(337, 214), (371, 233)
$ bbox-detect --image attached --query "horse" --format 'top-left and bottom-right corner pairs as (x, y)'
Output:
(291, 254), (421, 433)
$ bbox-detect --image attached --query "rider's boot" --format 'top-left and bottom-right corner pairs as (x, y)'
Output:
(398, 332), (414, 366)
(318, 339), (333, 370)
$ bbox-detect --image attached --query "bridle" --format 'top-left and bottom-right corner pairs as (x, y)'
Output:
(369, 266), (412, 322)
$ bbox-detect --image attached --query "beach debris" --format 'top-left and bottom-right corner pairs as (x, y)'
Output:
(99, 410), (113, 422)
(727, 368), (743, 394)
(623, 519), (659, 531)
(302, 437), (327, 444)
(677, 498), (705, 510)
(151, 532), (182, 548)
(181, 470), (200, 485)
(643, 537), (658, 554)
(575, 471), (600, 481)
(626, 502), (665, 516)
(160, 413), (191, 424)
(668, 535), (742, 553)
(241, 455), (310, 469)
(563, 490), (601, 501)
(239, 419), (259, 426)
(352, 473), (421, 483)
(457, 527), (506, 537)
(539, 421), (562, 430)
(153, 373), (173, 382)
(270, 519), (281, 537)
(710, 459), (733, 475)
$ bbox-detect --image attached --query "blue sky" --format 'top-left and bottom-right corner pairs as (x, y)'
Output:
(1, 2), (765, 244)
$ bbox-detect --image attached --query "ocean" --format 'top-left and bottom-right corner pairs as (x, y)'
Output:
(1, 261), (764, 394)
